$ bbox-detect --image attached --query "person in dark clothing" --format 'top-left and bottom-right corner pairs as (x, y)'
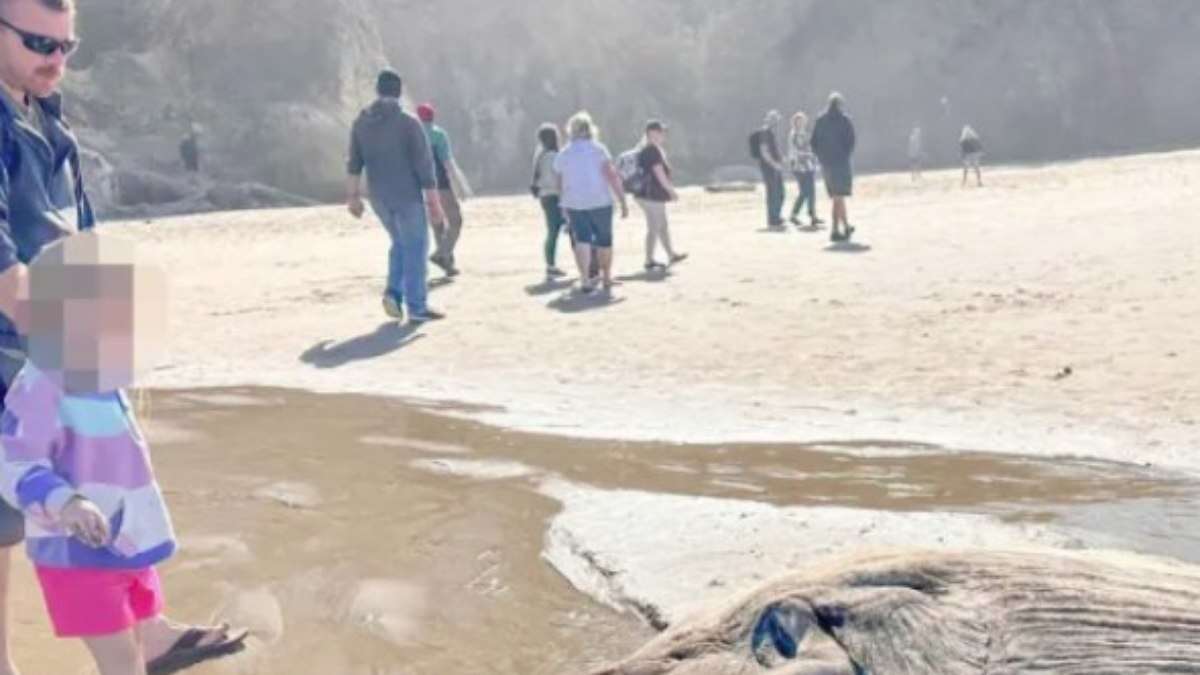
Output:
(634, 119), (686, 271)
(346, 70), (446, 323)
(810, 92), (857, 242)
(179, 126), (200, 173)
(751, 110), (786, 229)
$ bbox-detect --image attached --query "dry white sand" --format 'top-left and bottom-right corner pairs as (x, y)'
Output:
(129, 150), (1199, 469)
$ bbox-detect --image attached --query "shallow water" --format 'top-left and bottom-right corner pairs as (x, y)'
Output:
(27, 386), (1197, 674)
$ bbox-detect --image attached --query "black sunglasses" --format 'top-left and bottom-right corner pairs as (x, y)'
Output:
(0, 16), (78, 57)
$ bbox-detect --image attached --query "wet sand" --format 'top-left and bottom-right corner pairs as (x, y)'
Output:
(10, 387), (1200, 673)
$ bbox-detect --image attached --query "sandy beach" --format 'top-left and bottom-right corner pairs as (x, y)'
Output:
(6, 151), (1200, 673)
(135, 150), (1198, 465)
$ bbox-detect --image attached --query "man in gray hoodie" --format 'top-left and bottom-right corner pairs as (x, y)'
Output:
(347, 70), (446, 323)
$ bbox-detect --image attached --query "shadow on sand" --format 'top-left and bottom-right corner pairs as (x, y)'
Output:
(616, 268), (671, 284)
(547, 289), (626, 314)
(524, 278), (575, 296)
(825, 241), (872, 253)
(299, 321), (424, 368)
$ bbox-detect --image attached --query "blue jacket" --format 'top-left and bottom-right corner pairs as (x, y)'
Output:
(0, 91), (95, 352)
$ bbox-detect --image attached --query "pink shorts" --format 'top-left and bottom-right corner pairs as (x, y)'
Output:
(35, 566), (165, 637)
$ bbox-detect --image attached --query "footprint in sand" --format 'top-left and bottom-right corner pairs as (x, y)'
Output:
(216, 586), (285, 644)
(346, 579), (427, 646)
(253, 481), (322, 509)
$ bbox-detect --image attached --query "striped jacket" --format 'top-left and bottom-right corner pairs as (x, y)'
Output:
(0, 364), (174, 569)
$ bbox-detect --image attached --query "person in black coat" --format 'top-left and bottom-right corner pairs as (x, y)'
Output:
(810, 92), (857, 242)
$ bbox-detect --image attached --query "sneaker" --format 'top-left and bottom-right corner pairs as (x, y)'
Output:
(669, 253), (689, 265)
(645, 261), (666, 272)
(546, 267), (567, 278)
(408, 308), (446, 323)
(830, 230), (846, 243)
(382, 294), (404, 319)
(845, 225), (856, 240)
(446, 266), (461, 278)
(429, 255), (450, 274)
(811, 216), (825, 226)
(789, 216), (802, 226)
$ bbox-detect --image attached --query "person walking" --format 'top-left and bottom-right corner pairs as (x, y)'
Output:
(750, 110), (787, 229)
(416, 102), (470, 276)
(908, 125), (924, 182)
(960, 125), (984, 187)
(786, 111), (821, 228)
(346, 70), (446, 323)
(810, 92), (857, 242)
(552, 111), (628, 294)
(531, 123), (567, 279)
(634, 120), (686, 271)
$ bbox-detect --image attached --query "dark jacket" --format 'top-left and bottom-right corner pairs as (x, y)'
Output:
(810, 109), (856, 166)
(347, 98), (435, 211)
(0, 91), (95, 352)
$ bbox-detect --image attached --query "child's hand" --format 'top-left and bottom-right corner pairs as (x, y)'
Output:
(61, 496), (110, 548)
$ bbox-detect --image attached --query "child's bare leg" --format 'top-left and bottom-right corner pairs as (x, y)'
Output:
(0, 547), (18, 675)
(83, 630), (145, 675)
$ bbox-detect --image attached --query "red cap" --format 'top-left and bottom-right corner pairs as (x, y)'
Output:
(416, 103), (435, 122)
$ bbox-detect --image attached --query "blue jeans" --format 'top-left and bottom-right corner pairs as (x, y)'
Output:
(372, 200), (430, 314)
(761, 164), (785, 225)
(791, 171), (817, 218)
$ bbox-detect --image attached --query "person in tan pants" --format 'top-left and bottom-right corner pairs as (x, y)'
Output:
(417, 102), (471, 276)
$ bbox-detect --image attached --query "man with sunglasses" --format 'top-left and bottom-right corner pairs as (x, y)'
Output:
(0, 1), (245, 673)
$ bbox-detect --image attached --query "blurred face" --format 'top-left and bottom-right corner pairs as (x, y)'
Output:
(648, 129), (666, 145)
(27, 235), (168, 394)
(0, 0), (75, 98)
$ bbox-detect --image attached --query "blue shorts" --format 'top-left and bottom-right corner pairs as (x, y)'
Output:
(567, 207), (614, 248)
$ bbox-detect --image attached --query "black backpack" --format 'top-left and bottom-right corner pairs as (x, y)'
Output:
(748, 129), (763, 160)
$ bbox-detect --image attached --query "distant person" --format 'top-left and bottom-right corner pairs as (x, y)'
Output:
(416, 103), (471, 276)
(179, 125), (200, 173)
(786, 111), (821, 228)
(810, 92), (857, 242)
(750, 110), (787, 229)
(530, 123), (567, 279)
(634, 120), (686, 271)
(552, 111), (628, 294)
(908, 125), (923, 182)
(347, 70), (446, 323)
(960, 125), (984, 187)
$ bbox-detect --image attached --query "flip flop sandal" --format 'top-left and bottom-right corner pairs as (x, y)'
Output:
(147, 627), (249, 675)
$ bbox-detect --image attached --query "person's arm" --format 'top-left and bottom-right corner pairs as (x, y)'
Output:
(602, 161), (628, 218)
(0, 380), (112, 546)
(759, 139), (783, 171)
(530, 151), (542, 197)
(846, 120), (856, 155)
(0, 158), (28, 331)
(0, 378), (74, 521)
(346, 127), (366, 218)
(652, 164), (677, 201)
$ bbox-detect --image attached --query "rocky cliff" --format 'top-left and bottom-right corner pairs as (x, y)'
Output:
(62, 0), (1200, 210)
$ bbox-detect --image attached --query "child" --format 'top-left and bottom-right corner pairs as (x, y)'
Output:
(0, 232), (246, 675)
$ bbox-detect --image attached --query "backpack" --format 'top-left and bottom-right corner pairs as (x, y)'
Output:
(748, 129), (763, 160)
(616, 147), (647, 195)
